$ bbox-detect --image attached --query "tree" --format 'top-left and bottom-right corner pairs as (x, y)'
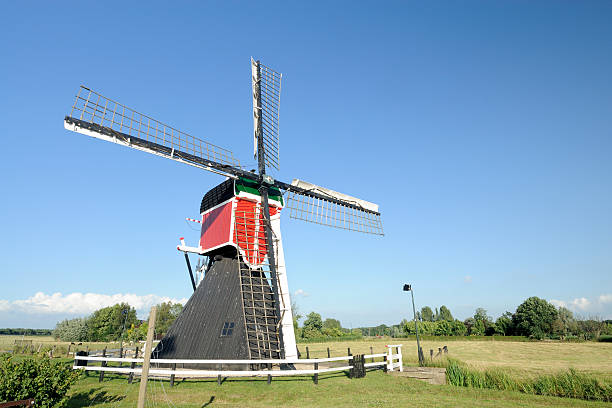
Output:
(421, 306), (434, 322)
(301, 312), (323, 338)
(578, 318), (605, 340)
(154, 302), (183, 336)
(323, 318), (342, 330)
(494, 312), (514, 336)
(474, 308), (492, 324)
(553, 307), (577, 339)
(434, 320), (453, 336)
(53, 317), (89, 342)
(438, 305), (453, 321)
(451, 320), (467, 336)
(512, 297), (558, 338)
(87, 303), (138, 342)
(291, 300), (302, 332)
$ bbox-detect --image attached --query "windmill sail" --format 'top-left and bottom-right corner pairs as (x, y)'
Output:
(283, 179), (384, 235)
(252, 59), (281, 171)
(64, 86), (244, 178)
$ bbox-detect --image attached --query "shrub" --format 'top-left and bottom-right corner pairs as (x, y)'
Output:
(0, 354), (80, 407)
(598, 335), (612, 343)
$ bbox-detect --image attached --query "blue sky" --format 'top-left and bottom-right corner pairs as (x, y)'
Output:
(0, 1), (610, 328)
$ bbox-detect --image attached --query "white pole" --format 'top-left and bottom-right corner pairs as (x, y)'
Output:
(137, 306), (157, 408)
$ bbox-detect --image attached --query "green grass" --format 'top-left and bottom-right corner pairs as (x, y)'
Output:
(446, 359), (612, 402)
(5, 336), (611, 406)
(64, 370), (612, 407)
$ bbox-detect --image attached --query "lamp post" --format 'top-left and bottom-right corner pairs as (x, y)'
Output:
(403, 284), (424, 366)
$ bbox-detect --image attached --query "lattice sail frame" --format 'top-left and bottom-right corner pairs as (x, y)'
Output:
(252, 58), (282, 171)
(67, 86), (241, 169)
(284, 180), (384, 235)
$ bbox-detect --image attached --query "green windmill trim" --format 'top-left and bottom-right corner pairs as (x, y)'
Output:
(235, 177), (284, 206)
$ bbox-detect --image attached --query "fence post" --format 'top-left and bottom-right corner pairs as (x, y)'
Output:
(386, 346), (392, 371)
(314, 362), (319, 384)
(137, 306), (157, 408)
(327, 347), (330, 358)
(170, 363), (176, 387)
(430, 349), (433, 360)
(119, 346), (124, 367)
(267, 374), (272, 385)
(217, 375), (221, 386)
(306, 346), (310, 359)
(397, 345), (403, 372)
(128, 346), (138, 384)
(99, 348), (107, 382)
(370, 346), (374, 363)
(348, 347), (351, 356)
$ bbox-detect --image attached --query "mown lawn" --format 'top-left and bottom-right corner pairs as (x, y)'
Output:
(66, 370), (611, 407)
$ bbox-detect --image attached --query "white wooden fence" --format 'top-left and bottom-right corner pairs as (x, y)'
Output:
(73, 344), (403, 384)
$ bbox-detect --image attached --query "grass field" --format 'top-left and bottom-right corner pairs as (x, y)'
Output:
(300, 338), (612, 379)
(0, 335), (120, 355)
(3, 336), (610, 406)
(65, 371), (611, 407)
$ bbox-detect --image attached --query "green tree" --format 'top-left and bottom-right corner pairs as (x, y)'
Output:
(301, 312), (323, 338)
(291, 300), (302, 332)
(494, 312), (514, 336)
(512, 297), (558, 338)
(321, 327), (343, 337)
(420, 306), (434, 322)
(552, 307), (577, 339)
(154, 302), (183, 336)
(53, 317), (89, 342)
(438, 305), (453, 321)
(434, 320), (453, 336)
(87, 303), (138, 342)
(451, 320), (467, 336)
(322, 318), (342, 330)
(474, 308), (492, 324)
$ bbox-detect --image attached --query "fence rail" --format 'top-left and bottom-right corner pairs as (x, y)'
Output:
(72, 345), (403, 384)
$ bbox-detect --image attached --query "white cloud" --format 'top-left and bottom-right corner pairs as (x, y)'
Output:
(599, 294), (612, 304)
(463, 275), (472, 283)
(550, 297), (591, 311)
(293, 289), (309, 297)
(550, 299), (567, 308)
(0, 292), (188, 316)
(571, 297), (591, 311)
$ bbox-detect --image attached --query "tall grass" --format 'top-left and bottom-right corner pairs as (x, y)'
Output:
(446, 358), (612, 402)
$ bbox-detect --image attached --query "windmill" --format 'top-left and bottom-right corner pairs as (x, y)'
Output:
(63, 59), (383, 364)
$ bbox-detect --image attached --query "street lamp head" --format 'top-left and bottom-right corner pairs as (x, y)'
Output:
(403, 284), (411, 292)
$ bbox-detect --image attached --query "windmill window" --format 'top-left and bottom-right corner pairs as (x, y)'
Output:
(221, 322), (234, 336)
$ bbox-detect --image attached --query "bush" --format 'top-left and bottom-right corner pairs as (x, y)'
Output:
(598, 335), (612, 343)
(0, 354), (80, 407)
